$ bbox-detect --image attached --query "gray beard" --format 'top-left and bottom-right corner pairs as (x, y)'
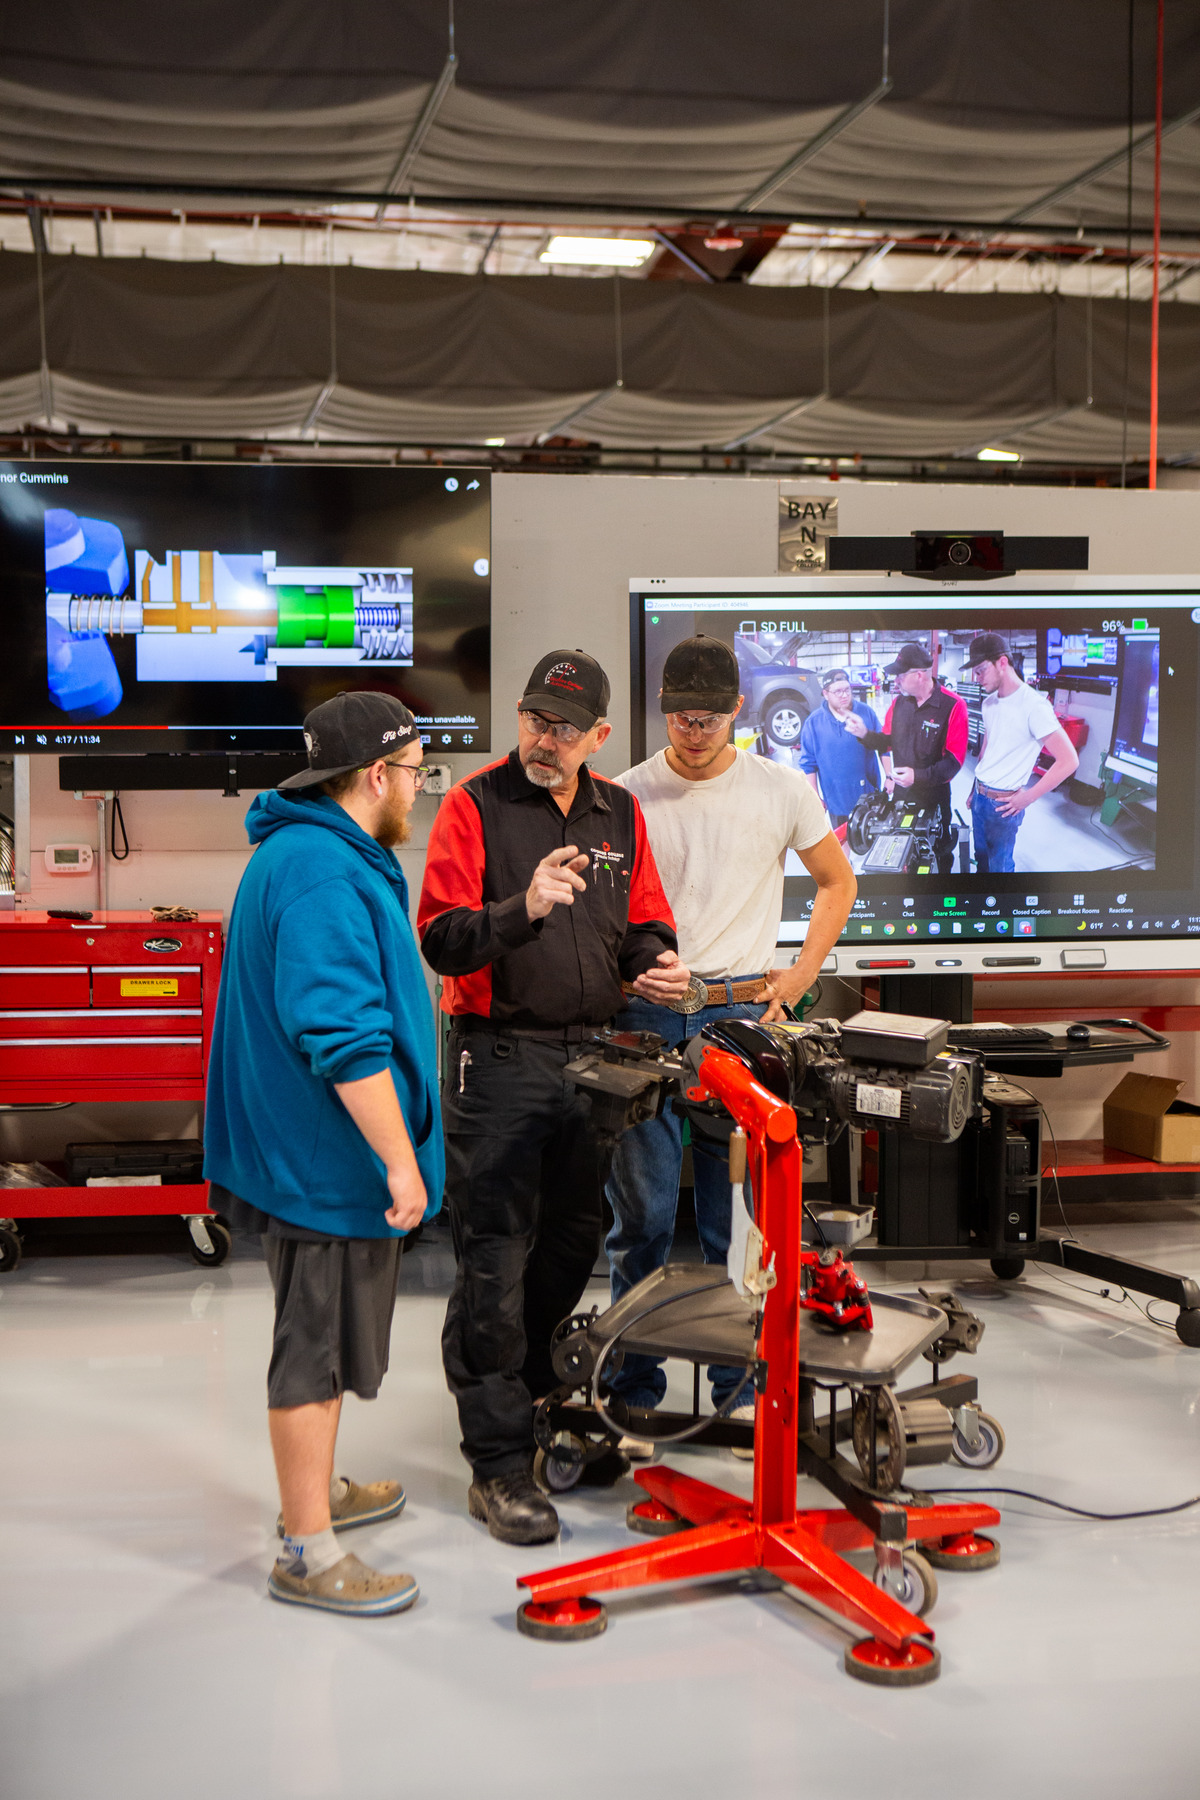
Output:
(524, 756), (565, 789)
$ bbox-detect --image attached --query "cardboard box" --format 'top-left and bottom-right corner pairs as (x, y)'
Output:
(1102, 1072), (1200, 1164)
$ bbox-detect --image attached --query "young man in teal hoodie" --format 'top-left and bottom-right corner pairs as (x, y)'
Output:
(205, 692), (444, 1618)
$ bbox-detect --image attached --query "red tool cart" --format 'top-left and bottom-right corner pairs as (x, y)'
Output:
(0, 909), (225, 1272)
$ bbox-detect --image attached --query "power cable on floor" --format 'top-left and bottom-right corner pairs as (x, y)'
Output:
(921, 1485), (1200, 1523)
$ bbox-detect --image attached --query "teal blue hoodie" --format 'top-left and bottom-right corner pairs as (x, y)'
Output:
(204, 791), (443, 1238)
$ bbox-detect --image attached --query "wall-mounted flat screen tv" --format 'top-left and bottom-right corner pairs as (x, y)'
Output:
(631, 576), (1198, 975)
(0, 462), (491, 753)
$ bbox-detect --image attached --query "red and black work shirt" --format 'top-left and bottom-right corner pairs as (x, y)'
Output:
(417, 750), (677, 1030)
(858, 684), (968, 797)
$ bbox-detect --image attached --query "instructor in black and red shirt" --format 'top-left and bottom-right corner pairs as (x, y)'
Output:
(843, 642), (969, 875)
(418, 649), (688, 1545)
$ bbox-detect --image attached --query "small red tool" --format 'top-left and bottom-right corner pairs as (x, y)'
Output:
(801, 1246), (875, 1332)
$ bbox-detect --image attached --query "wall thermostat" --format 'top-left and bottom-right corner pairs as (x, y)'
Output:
(44, 843), (94, 875)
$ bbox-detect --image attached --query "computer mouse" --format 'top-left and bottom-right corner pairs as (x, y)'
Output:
(1065, 1023), (1091, 1042)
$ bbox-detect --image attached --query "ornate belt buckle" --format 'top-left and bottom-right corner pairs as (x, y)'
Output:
(673, 974), (712, 1015)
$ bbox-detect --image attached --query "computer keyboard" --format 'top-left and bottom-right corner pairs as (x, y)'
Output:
(946, 1025), (1054, 1049)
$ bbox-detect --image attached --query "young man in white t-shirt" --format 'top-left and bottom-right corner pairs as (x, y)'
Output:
(968, 632), (1079, 874)
(606, 636), (856, 1443)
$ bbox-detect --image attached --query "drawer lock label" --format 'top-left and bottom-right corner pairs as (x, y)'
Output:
(119, 977), (179, 998)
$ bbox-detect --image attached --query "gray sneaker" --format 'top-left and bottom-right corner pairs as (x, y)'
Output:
(729, 1402), (756, 1460)
(268, 1551), (418, 1617)
(276, 1477), (405, 1538)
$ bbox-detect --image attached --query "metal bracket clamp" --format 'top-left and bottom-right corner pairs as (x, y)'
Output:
(950, 1402), (983, 1450)
(186, 1215), (216, 1255)
(873, 1536), (907, 1600)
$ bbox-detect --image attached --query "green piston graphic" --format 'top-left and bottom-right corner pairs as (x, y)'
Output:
(275, 584), (357, 649)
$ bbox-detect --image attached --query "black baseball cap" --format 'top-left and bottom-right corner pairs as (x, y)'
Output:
(821, 667), (851, 690)
(966, 632), (1012, 669)
(519, 649), (610, 731)
(883, 642), (933, 675)
(278, 691), (421, 791)
(660, 635), (740, 713)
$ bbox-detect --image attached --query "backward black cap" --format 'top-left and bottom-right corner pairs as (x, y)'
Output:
(660, 635), (740, 712)
(277, 690), (420, 790)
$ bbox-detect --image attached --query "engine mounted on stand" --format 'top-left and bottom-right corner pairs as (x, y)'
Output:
(516, 1009), (1008, 1685)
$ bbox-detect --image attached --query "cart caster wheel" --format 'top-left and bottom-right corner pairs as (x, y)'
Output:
(872, 1549), (938, 1617)
(533, 1440), (585, 1494)
(923, 1531), (1001, 1572)
(187, 1218), (231, 1267)
(626, 1497), (689, 1537)
(517, 1596), (607, 1641)
(0, 1223), (22, 1272)
(951, 1412), (1006, 1469)
(1175, 1308), (1200, 1348)
(844, 1636), (940, 1686)
(990, 1256), (1025, 1281)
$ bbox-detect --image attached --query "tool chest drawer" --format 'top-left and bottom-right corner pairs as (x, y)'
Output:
(0, 911), (222, 1102)
(91, 967), (204, 1005)
(0, 966), (91, 1006)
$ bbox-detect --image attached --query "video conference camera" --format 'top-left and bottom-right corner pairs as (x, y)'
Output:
(566, 1010), (982, 1152)
(825, 529), (1089, 582)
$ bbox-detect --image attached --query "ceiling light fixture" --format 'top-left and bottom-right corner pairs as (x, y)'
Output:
(977, 447), (1021, 462)
(539, 235), (655, 267)
(484, 436), (505, 445)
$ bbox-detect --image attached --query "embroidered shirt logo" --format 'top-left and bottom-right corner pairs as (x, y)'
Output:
(590, 843), (625, 887)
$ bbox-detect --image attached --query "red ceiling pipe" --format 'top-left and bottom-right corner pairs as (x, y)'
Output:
(1148, 0), (1164, 489)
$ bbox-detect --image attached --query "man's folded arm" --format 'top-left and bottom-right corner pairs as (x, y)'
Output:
(417, 784), (542, 974)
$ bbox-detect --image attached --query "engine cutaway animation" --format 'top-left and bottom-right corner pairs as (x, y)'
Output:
(44, 506), (413, 718)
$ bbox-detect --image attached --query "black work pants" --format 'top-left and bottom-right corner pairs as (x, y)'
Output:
(440, 1023), (605, 1480)
(913, 784), (956, 875)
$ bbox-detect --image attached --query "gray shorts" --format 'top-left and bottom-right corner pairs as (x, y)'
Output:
(264, 1236), (403, 1409)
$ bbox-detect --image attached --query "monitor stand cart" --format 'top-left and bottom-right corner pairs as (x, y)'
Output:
(840, 974), (1200, 1347)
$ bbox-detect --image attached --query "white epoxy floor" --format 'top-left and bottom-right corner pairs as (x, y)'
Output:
(3, 1205), (1200, 1800)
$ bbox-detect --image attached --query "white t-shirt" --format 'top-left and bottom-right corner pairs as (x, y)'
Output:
(976, 682), (1061, 790)
(614, 748), (830, 977)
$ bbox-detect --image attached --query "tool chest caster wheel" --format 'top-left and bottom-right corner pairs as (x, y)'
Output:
(517, 1596), (607, 1641)
(0, 1221), (22, 1272)
(951, 1411), (1005, 1469)
(533, 1439), (586, 1494)
(990, 1256), (1025, 1281)
(923, 1531), (1000, 1572)
(872, 1549), (938, 1617)
(187, 1217), (231, 1267)
(844, 1637), (940, 1686)
(1175, 1308), (1200, 1348)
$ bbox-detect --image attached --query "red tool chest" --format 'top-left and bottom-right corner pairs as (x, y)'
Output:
(0, 911), (225, 1267)
(0, 910), (221, 1101)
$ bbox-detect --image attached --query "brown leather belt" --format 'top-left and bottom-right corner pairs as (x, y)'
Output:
(622, 973), (769, 1015)
(975, 782), (1020, 799)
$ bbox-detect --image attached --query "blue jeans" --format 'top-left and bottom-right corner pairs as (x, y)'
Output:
(604, 995), (766, 1410)
(971, 788), (1022, 874)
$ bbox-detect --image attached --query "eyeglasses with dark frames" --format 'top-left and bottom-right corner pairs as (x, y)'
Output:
(517, 709), (587, 746)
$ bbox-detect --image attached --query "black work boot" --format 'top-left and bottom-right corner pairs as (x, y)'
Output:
(468, 1469), (560, 1545)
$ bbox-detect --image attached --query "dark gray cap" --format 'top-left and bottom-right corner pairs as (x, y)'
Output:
(660, 635), (740, 713)
(966, 632), (1012, 669)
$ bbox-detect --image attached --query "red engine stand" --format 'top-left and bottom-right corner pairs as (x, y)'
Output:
(517, 1046), (1000, 1682)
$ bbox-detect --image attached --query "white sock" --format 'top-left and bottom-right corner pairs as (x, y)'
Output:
(330, 1474), (350, 1505)
(276, 1527), (343, 1579)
